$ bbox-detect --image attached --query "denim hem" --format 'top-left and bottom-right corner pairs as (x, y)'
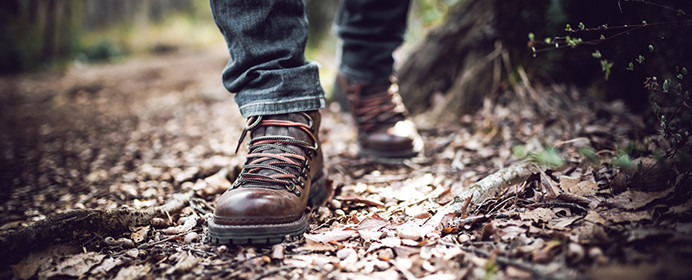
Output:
(238, 95), (326, 118)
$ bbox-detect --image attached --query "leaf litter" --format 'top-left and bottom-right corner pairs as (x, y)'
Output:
(0, 48), (691, 279)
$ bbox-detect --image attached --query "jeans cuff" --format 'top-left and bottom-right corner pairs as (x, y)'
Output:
(237, 95), (326, 118)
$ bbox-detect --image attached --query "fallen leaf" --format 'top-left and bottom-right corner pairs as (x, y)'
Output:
(295, 239), (337, 253)
(304, 229), (357, 243)
(10, 256), (40, 280)
(560, 176), (598, 196)
(202, 168), (232, 196)
(506, 266), (533, 279)
(379, 237), (402, 248)
(42, 252), (105, 278)
(606, 188), (675, 210)
(131, 225), (151, 243)
(166, 253), (199, 274)
(600, 209), (651, 224)
(550, 216), (583, 229)
(114, 264), (150, 280)
(91, 257), (123, 275)
(520, 208), (556, 224)
(583, 210), (608, 225)
(337, 195), (385, 207)
(397, 223), (427, 241)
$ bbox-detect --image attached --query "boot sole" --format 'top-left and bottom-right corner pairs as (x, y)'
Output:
(208, 171), (330, 245)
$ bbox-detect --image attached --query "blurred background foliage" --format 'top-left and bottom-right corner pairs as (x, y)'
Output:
(0, 0), (456, 74)
(1, 0), (689, 114)
(0, 0), (222, 74)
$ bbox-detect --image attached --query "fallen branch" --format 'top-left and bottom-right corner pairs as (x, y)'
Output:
(0, 191), (195, 267)
(424, 161), (542, 233)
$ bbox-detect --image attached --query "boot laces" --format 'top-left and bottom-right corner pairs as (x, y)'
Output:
(232, 113), (317, 196)
(346, 83), (407, 132)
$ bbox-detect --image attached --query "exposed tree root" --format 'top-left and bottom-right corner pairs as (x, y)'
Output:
(0, 191), (195, 268)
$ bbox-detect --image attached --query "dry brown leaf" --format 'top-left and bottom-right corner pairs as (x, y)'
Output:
(166, 253), (200, 275)
(296, 239), (337, 253)
(304, 229), (358, 243)
(600, 209), (651, 224)
(549, 216), (583, 229)
(497, 225), (527, 241)
(520, 208), (556, 224)
(114, 264), (150, 280)
(131, 225), (150, 243)
(606, 188), (675, 210)
(10, 256), (41, 280)
(337, 195), (385, 207)
(379, 237), (402, 248)
(42, 252), (105, 278)
(90, 257), (123, 275)
(397, 223), (427, 241)
(584, 210), (608, 225)
(506, 266), (532, 279)
(540, 171), (562, 198)
(560, 176), (598, 196)
(202, 168), (232, 196)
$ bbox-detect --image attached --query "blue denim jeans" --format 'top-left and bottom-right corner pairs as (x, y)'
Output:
(210, 0), (409, 117)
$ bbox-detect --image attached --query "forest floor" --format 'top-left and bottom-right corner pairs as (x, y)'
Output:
(1, 45), (691, 280)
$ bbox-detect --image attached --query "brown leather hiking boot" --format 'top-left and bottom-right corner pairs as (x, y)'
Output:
(334, 75), (423, 159)
(208, 111), (330, 245)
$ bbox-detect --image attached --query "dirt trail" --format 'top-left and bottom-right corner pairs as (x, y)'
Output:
(1, 46), (691, 280)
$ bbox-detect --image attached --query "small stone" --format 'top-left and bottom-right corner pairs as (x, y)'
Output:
(184, 232), (199, 244)
(336, 248), (355, 260)
(567, 243), (585, 263)
(458, 233), (471, 243)
(374, 260), (390, 270)
(377, 249), (394, 262)
(314, 257), (331, 267)
(271, 244), (284, 260)
(117, 238), (135, 248)
(125, 248), (139, 258)
(104, 236), (117, 246)
(162, 227), (179, 235)
(150, 217), (171, 228)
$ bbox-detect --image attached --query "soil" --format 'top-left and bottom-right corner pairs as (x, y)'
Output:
(1, 45), (691, 280)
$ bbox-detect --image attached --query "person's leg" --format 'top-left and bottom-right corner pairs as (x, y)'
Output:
(332, 0), (423, 159)
(210, 0), (325, 117)
(208, 0), (330, 245)
(334, 0), (410, 84)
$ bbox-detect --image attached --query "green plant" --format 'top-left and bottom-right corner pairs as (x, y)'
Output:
(528, 1), (692, 167)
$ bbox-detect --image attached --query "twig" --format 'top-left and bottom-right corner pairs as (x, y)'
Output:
(448, 213), (517, 227)
(531, 202), (588, 214)
(138, 232), (187, 249)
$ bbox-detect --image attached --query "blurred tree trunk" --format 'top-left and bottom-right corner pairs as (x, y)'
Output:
(398, 0), (500, 122)
(0, 0), (198, 73)
(0, 0), (83, 73)
(399, 0), (692, 119)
